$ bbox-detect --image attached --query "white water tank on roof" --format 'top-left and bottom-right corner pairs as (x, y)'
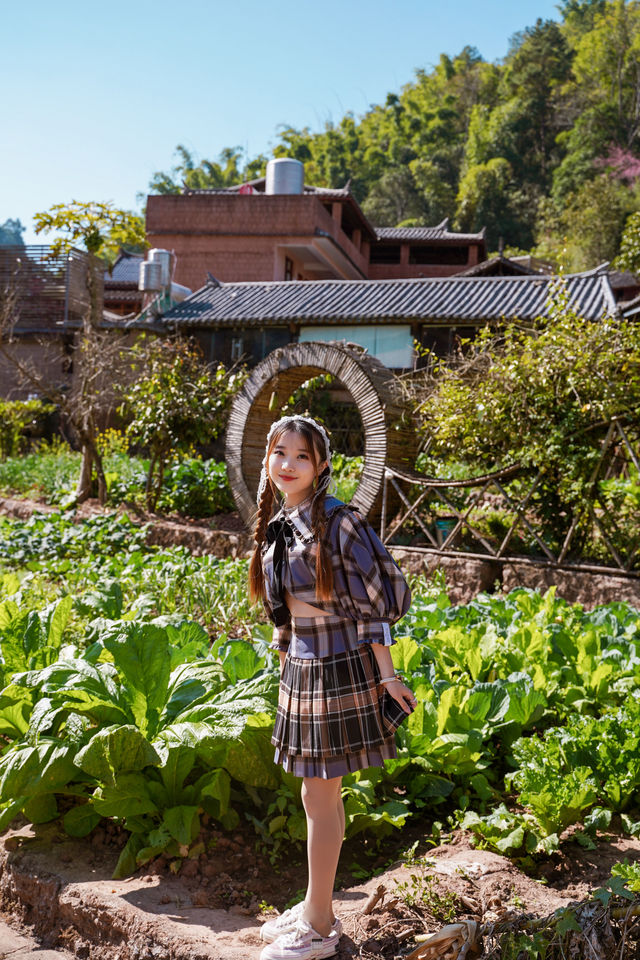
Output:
(265, 158), (304, 195)
(138, 260), (162, 292)
(170, 281), (191, 302)
(149, 248), (172, 287)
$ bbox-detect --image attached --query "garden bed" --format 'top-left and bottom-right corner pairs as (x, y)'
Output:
(4, 494), (640, 610)
(0, 495), (252, 559)
(1, 507), (640, 958)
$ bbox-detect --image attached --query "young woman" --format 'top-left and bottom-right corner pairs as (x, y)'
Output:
(249, 415), (415, 960)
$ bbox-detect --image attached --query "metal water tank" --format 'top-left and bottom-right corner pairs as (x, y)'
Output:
(149, 248), (172, 287)
(265, 158), (304, 195)
(170, 281), (192, 302)
(138, 260), (163, 292)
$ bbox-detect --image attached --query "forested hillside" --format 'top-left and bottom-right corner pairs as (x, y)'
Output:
(150, 0), (640, 272)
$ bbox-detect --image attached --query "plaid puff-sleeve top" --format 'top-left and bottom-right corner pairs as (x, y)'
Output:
(262, 496), (411, 656)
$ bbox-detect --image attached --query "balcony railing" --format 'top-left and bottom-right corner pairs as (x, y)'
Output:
(0, 245), (103, 334)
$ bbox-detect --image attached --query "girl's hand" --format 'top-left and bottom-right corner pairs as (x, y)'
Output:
(384, 679), (417, 714)
(279, 650), (287, 673)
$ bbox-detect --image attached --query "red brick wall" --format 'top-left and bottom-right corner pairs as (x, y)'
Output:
(368, 263), (467, 280)
(0, 339), (69, 400)
(146, 194), (369, 290)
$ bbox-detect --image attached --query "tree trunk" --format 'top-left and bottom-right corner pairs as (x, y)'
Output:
(92, 444), (108, 504)
(148, 457), (165, 514)
(153, 458), (166, 513)
(146, 456), (157, 512)
(75, 443), (93, 502)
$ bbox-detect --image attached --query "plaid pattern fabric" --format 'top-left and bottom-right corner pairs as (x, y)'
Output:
(263, 497), (411, 651)
(272, 642), (395, 761)
(285, 614), (392, 659)
(273, 741), (397, 779)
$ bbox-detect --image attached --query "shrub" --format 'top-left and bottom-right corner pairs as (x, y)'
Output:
(0, 400), (55, 459)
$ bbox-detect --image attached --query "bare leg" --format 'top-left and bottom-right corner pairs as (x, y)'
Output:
(336, 788), (345, 843)
(301, 776), (344, 937)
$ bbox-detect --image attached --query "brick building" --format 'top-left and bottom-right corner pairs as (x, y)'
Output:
(145, 160), (486, 293)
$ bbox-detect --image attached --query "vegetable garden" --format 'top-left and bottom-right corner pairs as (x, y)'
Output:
(2, 307), (640, 956)
(1, 503), (640, 957)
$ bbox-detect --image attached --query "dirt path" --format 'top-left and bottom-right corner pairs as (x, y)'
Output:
(2, 819), (639, 959)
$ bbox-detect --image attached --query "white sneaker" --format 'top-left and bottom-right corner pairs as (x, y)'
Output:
(259, 918), (340, 960)
(260, 902), (342, 943)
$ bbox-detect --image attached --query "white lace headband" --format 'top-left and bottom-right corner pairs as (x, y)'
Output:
(256, 415), (333, 504)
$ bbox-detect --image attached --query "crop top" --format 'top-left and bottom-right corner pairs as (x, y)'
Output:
(261, 496), (411, 655)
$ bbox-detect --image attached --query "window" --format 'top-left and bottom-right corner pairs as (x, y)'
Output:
(231, 337), (244, 360)
(284, 257), (294, 281)
(299, 325), (413, 368)
(369, 244), (401, 264)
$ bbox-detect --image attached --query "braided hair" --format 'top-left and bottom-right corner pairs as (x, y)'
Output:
(248, 419), (334, 603)
(248, 477), (275, 602)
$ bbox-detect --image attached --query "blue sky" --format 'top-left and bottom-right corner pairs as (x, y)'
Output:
(3, 0), (562, 244)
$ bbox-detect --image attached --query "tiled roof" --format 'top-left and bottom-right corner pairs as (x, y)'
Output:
(621, 292), (640, 317)
(104, 252), (143, 286)
(609, 269), (640, 289)
(455, 256), (540, 277)
(375, 218), (485, 242)
(161, 274), (617, 328)
(104, 288), (144, 302)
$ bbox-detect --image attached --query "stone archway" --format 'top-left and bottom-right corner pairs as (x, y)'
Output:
(225, 341), (416, 526)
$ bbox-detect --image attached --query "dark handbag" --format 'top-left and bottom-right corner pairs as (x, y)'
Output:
(380, 688), (413, 735)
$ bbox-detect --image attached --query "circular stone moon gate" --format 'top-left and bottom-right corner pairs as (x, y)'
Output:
(226, 341), (417, 527)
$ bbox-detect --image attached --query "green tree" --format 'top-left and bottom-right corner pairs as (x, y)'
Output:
(407, 293), (640, 541)
(0, 219), (25, 246)
(614, 208), (640, 271)
(150, 144), (267, 194)
(536, 174), (629, 269)
(501, 20), (573, 185)
(559, 0), (608, 40)
(455, 157), (525, 245)
(563, 175), (628, 267)
(571, 0), (640, 149)
(118, 337), (245, 512)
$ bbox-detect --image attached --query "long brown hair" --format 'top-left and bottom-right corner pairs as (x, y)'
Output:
(248, 420), (333, 603)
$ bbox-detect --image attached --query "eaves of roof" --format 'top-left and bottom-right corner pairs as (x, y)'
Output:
(621, 292), (640, 317)
(455, 256), (540, 277)
(104, 289), (144, 302)
(160, 274), (617, 329)
(375, 223), (486, 242)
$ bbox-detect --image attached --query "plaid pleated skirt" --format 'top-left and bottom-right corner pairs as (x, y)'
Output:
(272, 616), (400, 779)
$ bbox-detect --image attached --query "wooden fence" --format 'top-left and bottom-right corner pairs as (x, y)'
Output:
(379, 418), (640, 576)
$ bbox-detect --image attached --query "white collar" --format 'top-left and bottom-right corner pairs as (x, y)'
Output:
(272, 497), (315, 542)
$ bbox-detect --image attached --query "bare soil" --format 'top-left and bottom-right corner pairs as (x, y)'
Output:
(1, 812), (640, 960)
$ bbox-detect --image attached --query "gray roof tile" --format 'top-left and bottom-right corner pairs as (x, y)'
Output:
(104, 252), (143, 286)
(160, 274), (617, 328)
(375, 225), (485, 242)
